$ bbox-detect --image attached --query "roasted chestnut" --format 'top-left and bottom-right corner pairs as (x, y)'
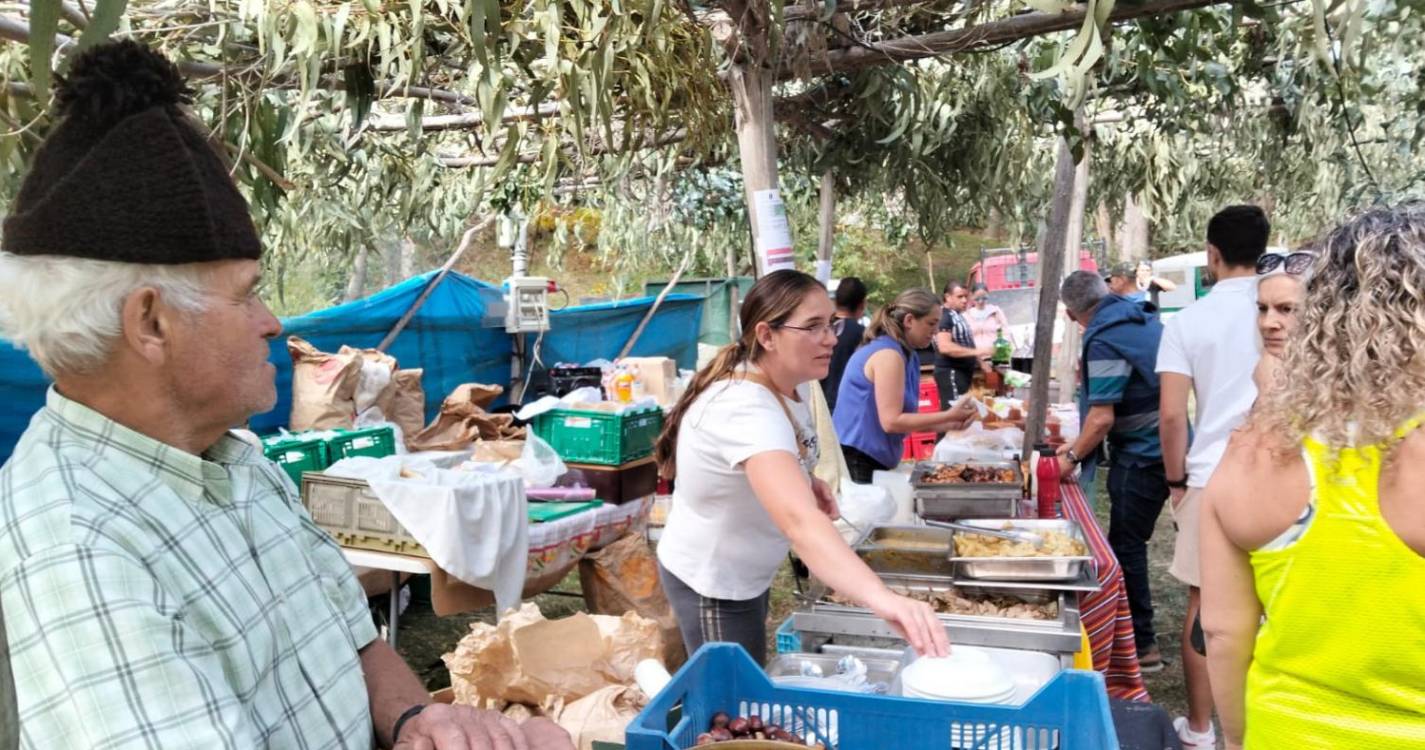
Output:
(709, 727), (733, 742)
(726, 718), (751, 736)
(709, 712), (731, 730)
(695, 733), (716, 746)
(747, 716), (765, 733)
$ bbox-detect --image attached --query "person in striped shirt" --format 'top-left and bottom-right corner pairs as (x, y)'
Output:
(1056, 271), (1171, 673)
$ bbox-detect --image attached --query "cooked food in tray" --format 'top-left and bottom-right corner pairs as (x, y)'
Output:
(954, 525), (1088, 558)
(920, 463), (1017, 485)
(826, 588), (1058, 621)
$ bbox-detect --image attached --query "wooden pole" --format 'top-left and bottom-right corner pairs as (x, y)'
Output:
(1054, 135), (1092, 400)
(817, 171), (836, 284)
(1023, 137), (1079, 459)
(376, 217), (492, 352)
(619, 249), (695, 359)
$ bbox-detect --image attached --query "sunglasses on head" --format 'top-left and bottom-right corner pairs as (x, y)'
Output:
(1257, 251), (1314, 276)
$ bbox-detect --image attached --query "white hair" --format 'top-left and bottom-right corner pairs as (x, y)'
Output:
(0, 252), (212, 377)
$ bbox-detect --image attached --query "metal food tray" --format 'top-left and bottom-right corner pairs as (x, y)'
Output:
(792, 576), (1081, 654)
(764, 652), (903, 686)
(953, 562), (1101, 594)
(913, 494), (1019, 521)
(910, 460), (1025, 501)
(949, 519), (1094, 582)
(853, 525), (955, 578)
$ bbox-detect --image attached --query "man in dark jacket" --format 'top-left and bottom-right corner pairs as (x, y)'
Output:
(1056, 271), (1170, 671)
(823, 277), (868, 414)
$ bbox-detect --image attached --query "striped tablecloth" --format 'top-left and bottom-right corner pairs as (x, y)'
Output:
(1060, 481), (1151, 702)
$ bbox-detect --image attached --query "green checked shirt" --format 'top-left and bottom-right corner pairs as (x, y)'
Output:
(0, 389), (379, 749)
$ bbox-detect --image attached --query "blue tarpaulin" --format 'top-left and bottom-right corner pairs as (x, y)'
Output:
(0, 271), (703, 463)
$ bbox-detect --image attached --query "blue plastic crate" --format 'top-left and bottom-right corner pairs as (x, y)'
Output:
(774, 616), (802, 654)
(626, 644), (1118, 750)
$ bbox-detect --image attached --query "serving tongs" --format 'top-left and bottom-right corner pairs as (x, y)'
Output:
(923, 519), (1046, 550)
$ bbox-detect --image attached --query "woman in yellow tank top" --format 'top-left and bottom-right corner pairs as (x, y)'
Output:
(1201, 206), (1425, 750)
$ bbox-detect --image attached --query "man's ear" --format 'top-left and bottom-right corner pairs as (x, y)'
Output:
(119, 288), (172, 366)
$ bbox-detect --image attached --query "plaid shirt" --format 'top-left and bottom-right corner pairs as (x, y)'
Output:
(0, 389), (378, 749)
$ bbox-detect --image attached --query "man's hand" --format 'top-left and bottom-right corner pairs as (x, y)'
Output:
(393, 704), (573, 750)
(812, 477), (840, 520)
(1170, 486), (1188, 512)
(1054, 444), (1077, 479)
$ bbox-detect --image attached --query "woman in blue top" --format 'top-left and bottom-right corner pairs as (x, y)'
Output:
(835, 288), (977, 482)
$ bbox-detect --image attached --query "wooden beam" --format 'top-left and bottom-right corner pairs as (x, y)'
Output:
(1023, 134), (1078, 459)
(783, 0), (954, 21)
(365, 103), (560, 132)
(778, 0), (1228, 80)
(436, 128), (689, 168)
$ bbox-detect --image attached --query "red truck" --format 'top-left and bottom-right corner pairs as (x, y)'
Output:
(968, 246), (1101, 291)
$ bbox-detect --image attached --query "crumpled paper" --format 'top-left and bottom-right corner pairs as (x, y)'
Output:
(550, 686), (646, 750)
(443, 603), (662, 708)
(409, 383), (524, 452)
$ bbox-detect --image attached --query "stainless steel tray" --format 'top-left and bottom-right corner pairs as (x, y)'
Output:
(793, 577), (1082, 654)
(910, 460), (1025, 502)
(948, 519), (1094, 582)
(953, 562), (1101, 593)
(764, 652), (903, 686)
(913, 494), (1019, 521)
(853, 525), (955, 578)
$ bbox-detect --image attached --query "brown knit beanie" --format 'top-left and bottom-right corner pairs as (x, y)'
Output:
(2, 40), (261, 263)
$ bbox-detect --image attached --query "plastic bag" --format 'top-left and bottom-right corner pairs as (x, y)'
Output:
(933, 423), (1023, 464)
(836, 478), (895, 544)
(512, 433), (566, 488)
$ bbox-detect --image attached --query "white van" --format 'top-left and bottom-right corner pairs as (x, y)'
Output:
(1151, 247), (1286, 315)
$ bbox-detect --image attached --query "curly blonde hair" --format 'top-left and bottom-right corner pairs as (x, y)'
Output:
(1256, 204), (1425, 448)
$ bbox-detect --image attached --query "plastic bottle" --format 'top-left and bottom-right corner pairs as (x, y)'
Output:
(1034, 443), (1061, 519)
(613, 366), (635, 403)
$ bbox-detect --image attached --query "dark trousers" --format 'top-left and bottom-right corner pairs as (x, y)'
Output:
(1106, 457), (1168, 653)
(932, 366), (973, 410)
(659, 563), (772, 665)
(842, 444), (892, 484)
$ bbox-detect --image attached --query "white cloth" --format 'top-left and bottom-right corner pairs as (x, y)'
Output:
(1155, 275), (1261, 487)
(324, 456), (529, 613)
(657, 375), (818, 601)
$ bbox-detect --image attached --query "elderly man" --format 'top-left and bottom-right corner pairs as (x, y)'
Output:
(1106, 260), (1177, 308)
(0, 41), (569, 750)
(1056, 271), (1170, 674)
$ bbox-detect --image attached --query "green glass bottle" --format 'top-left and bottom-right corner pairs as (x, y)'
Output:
(992, 328), (1012, 366)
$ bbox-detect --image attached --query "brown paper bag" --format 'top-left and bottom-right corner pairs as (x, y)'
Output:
(287, 337), (362, 430)
(378, 368), (427, 447)
(579, 534), (687, 670)
(408, 383), (511, 452)
(553, 686), (646, 750)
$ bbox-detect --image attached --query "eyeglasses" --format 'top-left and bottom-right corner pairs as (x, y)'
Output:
(1257, 251), (1314, 276)
(778, 320), (837, 337)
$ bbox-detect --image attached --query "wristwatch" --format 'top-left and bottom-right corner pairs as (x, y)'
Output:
(1167, 477), (1189, 489)
(1064, 448), (1081, 465)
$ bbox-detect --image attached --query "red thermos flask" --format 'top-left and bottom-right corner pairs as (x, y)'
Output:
(1034, 443), (1061, 519)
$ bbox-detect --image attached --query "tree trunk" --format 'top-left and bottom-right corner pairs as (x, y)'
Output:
(1095, 203), (1115, 260)
(343, 245), (370, 302)
(729, 60), (784, 278)
(987, 207), (1004, 241)
(1024, 136), (1079, 459)
(1118, 192), (1149, 260)
(399, 237), (418, 279)
(817, 171), (836, 284)
(1054, 141), (1092, 410)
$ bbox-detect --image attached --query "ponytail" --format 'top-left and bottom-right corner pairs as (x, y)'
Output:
(655, 341), (746, 479)
(864, 287), (939, 347)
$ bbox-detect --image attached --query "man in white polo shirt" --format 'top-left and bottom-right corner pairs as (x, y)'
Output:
(1156, 205), (1270, 750)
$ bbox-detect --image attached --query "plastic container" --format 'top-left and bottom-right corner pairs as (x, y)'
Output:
(902, 432), (937, 461)
(532, 406), (664, 466)
(775, 616), (802, 654)
(327, 426), (397, 461)
(626, 643), (1119, 750)
(262, 434), (329, 485)
(562, 457), (659, 504)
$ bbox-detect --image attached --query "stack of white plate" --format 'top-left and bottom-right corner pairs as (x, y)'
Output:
(899, 650), (1018, 705)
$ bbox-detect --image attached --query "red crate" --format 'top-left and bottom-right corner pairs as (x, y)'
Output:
(902, 432), (938, 461)
(918, 377), (940, 413)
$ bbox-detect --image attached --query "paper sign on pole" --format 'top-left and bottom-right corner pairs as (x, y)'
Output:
(752, 189), (796, 273)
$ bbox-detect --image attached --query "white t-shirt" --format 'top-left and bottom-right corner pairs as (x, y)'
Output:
(1155, 275), (1261, 487)
(656, 375), (819, 601)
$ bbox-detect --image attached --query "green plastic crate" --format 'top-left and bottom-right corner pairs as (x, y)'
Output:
(532, 406), (664, 466)
(262, 435), (330, 486)
(328, 426), (398, 461)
